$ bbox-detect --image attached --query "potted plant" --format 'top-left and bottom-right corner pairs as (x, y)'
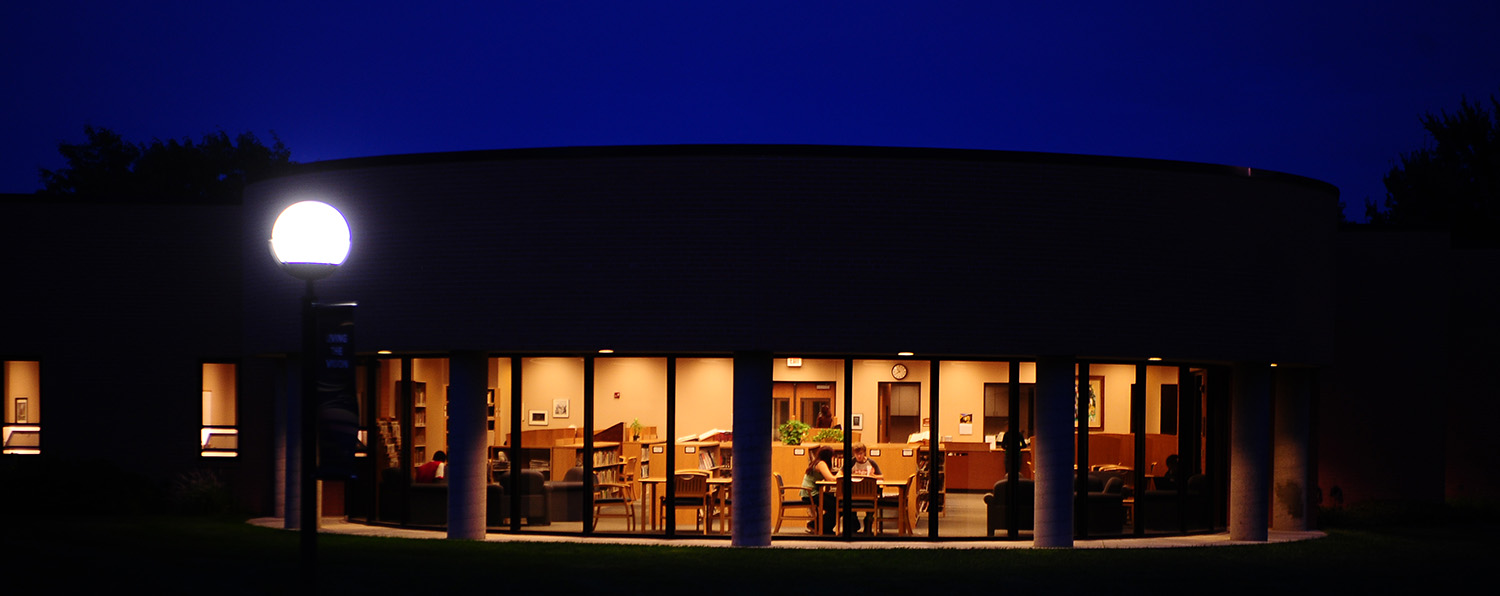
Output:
(777, 420), (811, 445)
(809, 428), (843, 443)
(629, 418), (643, 441)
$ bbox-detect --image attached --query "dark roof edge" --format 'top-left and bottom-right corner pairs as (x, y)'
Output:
(276, 144), (1340, 197)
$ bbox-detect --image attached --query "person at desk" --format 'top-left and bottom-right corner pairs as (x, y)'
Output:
(1155, 454), (1180, 490)
(801, 445), (838, 534)
(850, 442), (883, 534)
(815, 405), (833, 428)
(416, 450), (447, 483)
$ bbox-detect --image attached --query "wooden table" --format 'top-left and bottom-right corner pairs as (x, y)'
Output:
(813, 477), (913, 536)
(640, 476), (731, 532)
(880, 478), (914, 536)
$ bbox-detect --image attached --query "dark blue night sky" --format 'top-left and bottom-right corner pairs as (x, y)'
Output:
(3, 1), (1497, 221)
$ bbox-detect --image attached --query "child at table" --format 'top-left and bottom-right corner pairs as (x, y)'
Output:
(851, 442), (883, 533)
(801, 446), (838, 534)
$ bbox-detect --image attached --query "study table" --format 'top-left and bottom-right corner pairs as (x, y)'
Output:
(637, 475), (912, 535)
(812, 477), (915, 536)
(640, 475), (733, 533)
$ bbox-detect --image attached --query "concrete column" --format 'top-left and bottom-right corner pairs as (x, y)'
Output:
(270, 357), (287, 521)
(1231, 362), (1271, 541)
(284, 357), (301, 530)
(448, 351), (490, 540)
(1033, 356), (1075, 548)
(1273, 367), (1315, 532)
(732, 352), (772, 547)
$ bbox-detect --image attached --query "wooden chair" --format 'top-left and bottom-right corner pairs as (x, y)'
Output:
(837, 476), (883, 535)
(773, 472), (818, 533)
(659, 470), (713, 532)
(712, 481), (733, 534)
(593, 458), (637, 531)
(877, 474), (917, 535)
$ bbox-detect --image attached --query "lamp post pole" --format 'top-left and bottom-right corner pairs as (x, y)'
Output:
(270, 200), (351, 593)
(300, 277), (318, 592)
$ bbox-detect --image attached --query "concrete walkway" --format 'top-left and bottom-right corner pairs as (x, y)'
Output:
(249, 517), (1324, 549)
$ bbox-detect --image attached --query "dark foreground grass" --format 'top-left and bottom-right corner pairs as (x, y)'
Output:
(4, 503), (1491, 595)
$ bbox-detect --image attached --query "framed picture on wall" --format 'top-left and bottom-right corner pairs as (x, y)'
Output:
(851, 413), (863, 430)
(1076, 375), (1105, 429)
(14, 397), (27, 424)
(529, 410), (547, 426)
(553, 398), (570, 419)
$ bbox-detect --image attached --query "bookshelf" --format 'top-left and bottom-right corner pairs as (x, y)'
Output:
(646, 441), (731, 478)
(378, 417), (402, 469)
(401, 381), (429, 466)
(551, 441), (625, 482)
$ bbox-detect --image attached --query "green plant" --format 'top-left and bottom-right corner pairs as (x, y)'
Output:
(168, 469), (232, 515)
(629, 418), (643, 439)
(809, 428), (843, 443)
(777, 420), (811, 445)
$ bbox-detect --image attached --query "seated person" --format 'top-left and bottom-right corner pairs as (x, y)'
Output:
(850, 442), (883, 534)
(801, 446), (838, 534)
(415, 450), (447, 483)
(1155, 454), (1180, 490)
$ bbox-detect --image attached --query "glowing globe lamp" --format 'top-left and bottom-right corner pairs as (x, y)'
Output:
(271, 200), (350, 280)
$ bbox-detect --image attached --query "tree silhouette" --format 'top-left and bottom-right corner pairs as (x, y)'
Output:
(37, 125), (294, 204)
(1369, 94), (1500, 247)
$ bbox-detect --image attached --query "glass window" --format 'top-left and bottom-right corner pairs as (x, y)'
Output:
(371, 357), (404, 524)
(200, 362), (238, 457)
(3, 360), (41, 455)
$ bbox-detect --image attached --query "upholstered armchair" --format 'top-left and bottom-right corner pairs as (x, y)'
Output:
(983, 477), (1035, 536)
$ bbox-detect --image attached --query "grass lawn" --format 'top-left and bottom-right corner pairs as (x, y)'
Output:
(3, 504), (1491, 595)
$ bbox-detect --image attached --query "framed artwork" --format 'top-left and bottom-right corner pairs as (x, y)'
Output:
(553, 398), (570, 419)
(528, 410), (547, 426)
(14, 397), (27, 424)
(850, 413), (864, 430)
(1076, 375), (1105, 429)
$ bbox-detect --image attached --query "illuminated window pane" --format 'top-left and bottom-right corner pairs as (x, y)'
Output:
(200, 362), (238, 457)
(3, 361), (41, 455)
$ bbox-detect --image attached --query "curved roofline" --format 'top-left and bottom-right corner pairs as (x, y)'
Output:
(276, 144), (1339, 196)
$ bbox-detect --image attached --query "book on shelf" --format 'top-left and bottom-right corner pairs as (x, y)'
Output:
(677, 429), (732, 443)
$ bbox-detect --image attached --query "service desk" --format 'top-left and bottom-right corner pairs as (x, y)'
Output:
(942, 443), (1031, 491)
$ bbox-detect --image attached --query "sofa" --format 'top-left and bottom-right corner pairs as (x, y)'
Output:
(1135, 474), (1211, 532)
(1082, 473), (1125, 534)
(983, 478), (1034, 536)
(545, 466), (587, 522)
(983, 473), (1126, 536)
(406, 469), (552, 527)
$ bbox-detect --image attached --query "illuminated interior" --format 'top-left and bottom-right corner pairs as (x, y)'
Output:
(344, 354), (1220, 539)
(3, 360), (41, 455)
(200, 362), (238, 457)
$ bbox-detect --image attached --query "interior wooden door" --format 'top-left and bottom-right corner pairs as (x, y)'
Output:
(879, 382), (921, 443)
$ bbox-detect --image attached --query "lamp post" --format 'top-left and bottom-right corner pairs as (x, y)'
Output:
(270, 200), (350, 591)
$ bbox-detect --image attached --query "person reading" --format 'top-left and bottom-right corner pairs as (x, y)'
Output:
(416, 450), (447, 483)
(850, 442), (883, 533)
(800, 446), (838, 534)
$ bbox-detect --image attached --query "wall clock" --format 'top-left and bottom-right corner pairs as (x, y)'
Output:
(892, 363), (909, 380)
